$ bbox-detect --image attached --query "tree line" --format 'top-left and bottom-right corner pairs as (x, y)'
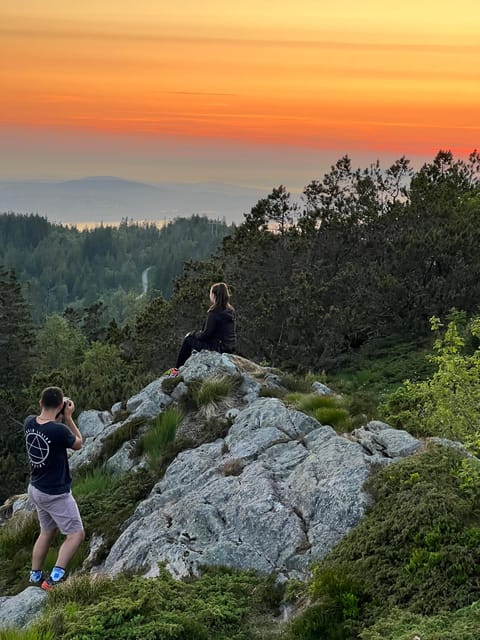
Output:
(135, 150), (480, 373)
(0, 214), (232, 322)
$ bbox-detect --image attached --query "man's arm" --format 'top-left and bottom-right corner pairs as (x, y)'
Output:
(63, 399), (83, 450)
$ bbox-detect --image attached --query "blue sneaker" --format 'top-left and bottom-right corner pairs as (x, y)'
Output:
(29, 570), (44, 585)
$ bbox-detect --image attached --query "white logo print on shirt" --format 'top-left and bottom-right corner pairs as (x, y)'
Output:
(26, 430), (51, 467)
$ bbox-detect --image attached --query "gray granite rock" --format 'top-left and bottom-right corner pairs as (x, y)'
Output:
(126, 379), (173, 418)
(78, 410), (113, 438)
(352, 421), (422, 458)
(103, 398), (384, 581)
(104, 441), (138, 474)
(171, 381), (188, 402)
(111, 401), (123, 415)
(179, 351), (239, 383)
(0, 587), (47, 630)
(311, 381), (335, 395)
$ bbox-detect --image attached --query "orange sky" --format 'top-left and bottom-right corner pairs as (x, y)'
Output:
(1, 1), (479, 187)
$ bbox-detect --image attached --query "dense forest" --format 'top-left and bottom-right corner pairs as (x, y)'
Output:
(0, 214), (232, 322)
(137, 149), (480, 373)
(1, 149), (480, 506)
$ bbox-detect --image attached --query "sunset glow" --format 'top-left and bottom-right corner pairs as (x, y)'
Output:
(1, 1), (479, 187)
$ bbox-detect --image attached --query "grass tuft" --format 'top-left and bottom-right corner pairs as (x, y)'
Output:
(100, 416), (148, 462)
(195, 376), (236, 406)
(161, 375), (184, 394)
(0, 629), (54, 640)
(136, 408), (184, 469)
(285, 393), (352, 431)
(73, 466), (116, 497)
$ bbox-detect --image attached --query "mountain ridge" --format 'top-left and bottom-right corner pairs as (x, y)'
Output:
(0, 177), (268, 224)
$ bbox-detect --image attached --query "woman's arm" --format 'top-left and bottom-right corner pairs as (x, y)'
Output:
(195, 311), (218, 341)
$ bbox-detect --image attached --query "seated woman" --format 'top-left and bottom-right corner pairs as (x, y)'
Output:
(175, 282), (236, 369)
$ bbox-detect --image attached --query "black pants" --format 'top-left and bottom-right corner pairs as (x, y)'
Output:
(176, 334), (233, 368)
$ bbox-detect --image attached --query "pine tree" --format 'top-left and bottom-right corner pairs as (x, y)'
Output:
(0, 267), (35, 503)
(0, 266), (36, 391)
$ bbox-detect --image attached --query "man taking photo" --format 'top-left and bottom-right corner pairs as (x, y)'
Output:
(24, 386), (85, 590)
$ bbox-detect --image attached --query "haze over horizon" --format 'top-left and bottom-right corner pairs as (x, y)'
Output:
(1, 0), (479, 220)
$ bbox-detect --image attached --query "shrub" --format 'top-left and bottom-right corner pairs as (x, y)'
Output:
(33, 566), (283, 640)
(380, 314), (480, 451)
(359, 603), (480, 640)
(288, 446), (480, 639)
(289, 567), (365, 640)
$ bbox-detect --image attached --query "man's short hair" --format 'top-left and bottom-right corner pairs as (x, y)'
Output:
(40, 387), (64, 409)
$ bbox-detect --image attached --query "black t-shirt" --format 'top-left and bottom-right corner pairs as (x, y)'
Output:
(24, 416), (75, 495)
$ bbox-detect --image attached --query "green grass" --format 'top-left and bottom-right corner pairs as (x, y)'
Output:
(267, 370), (328, 395)
(73, 466), (116, 497)
(258, 387), (286, 399)
(161, 374), (184, 394)
(0, 513), (40, 595)
(329, 337), (434, 405)
(195, 376), (236, 406)
(285, 393), (352, 431)
(32, 566), (284, 640)
(0, 629), (54, 640)
(0, 510), (91, 596)
(360, 603), (480, 640)
(136, 408), (184, 469)
(74, 469), (155, 566)
(181, 375), (240, 412)
(99, 416), (148, 463)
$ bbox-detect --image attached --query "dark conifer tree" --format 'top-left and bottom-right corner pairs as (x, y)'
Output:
(0, 266), (36, 391)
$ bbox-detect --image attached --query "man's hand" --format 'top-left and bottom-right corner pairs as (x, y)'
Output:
(63, 398), (82, 450)
(64, 398), (75, 418)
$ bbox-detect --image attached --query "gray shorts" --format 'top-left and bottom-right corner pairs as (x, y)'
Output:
(28, 484), (84, 535)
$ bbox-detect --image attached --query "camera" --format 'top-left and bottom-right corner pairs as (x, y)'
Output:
(55, 398), (69, 420)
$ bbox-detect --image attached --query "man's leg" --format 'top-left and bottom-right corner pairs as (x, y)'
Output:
(39, 491), (85, 589)
(55, 530), (85, 569)
(31, 528), (57, 572)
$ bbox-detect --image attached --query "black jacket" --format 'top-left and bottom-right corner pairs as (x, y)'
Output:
(195, 307), (236, 351)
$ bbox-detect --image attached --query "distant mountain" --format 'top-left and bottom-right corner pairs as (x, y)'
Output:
(0, 177), (268, 224)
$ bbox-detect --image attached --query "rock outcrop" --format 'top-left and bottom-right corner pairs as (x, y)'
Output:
(0, 587), (46, 629)
(102, 394), (422, 581)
